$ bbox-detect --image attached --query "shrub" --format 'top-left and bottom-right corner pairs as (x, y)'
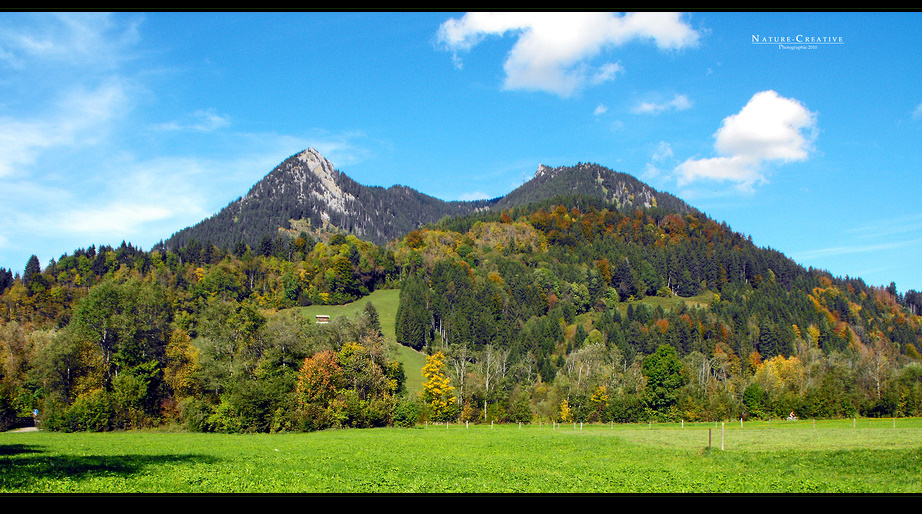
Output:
(392, 397), (422, 428)
(65, 388), (113, 432)
(179, 397), (215, 432)
(0, 383), (17, 432)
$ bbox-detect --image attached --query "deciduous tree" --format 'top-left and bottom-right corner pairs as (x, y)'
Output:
(422, 351), (455, 421)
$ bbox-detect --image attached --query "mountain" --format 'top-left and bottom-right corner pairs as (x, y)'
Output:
(160, 148), (496, 251)
(493, 161), (695, 215)
(160, 148), (694, 251)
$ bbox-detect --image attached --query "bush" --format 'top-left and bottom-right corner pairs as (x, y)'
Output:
(179, 397), (215, 432)
(392, 397), (422, 428)
(358, 396), (393, 428)
(64, 389), (113, 432)
(743, 383), (767, 419)
(607, 393), (645, 423)
(507, 393), (534, 424)
(111, 373), (152, 429)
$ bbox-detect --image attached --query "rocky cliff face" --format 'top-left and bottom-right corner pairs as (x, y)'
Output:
(238, 148), (356, 226)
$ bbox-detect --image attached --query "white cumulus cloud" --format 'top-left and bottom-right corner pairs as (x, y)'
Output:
(437, 12), (699, 98)
(675, 90), (818, 191)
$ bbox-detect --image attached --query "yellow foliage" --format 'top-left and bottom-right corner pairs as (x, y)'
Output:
(165, 329), (200, 400)
(590, 385), (609, 407)
(559, 398), (572, 423)
(753, 354), (805, 393)
(422, 351), (455, 421)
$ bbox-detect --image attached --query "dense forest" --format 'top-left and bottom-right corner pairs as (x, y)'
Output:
(392, 195), (922, 423)
(0, 230), (411, 432)
(2, 191), (922, 433)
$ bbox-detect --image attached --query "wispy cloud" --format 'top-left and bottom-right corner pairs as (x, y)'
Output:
(789, 214), (922, 285)
(156, 109), (231, 133)
(437, 12), (700, 98)
(0, 12), (141, 70)
(633, 94), (693, 114)
(792, 239), (922, 261)
(0, 77), (134, 178)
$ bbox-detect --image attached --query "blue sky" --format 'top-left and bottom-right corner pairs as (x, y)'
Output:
(1, 11), (921, 293)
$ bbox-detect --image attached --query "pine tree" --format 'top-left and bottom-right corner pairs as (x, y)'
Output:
(23, 255), (41, 286)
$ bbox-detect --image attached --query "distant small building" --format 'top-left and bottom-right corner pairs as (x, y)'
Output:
(316, 315), (330, 324)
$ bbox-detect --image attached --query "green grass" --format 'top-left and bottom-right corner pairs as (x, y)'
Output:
(622, 290), (717, 314)
(3, 419), (921, 493)
(295, 288), (402, 341)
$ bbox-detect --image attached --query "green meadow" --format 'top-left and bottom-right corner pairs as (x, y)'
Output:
(3, 418), (920, 494)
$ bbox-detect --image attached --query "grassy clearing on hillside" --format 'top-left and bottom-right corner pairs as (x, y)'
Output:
(295, 288), (402, 340)
(3, 419), (920, 494)
(293, 289), (426, 394)
(621, 290), (717, 314)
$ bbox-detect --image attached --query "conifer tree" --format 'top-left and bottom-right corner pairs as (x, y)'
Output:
(23, 255), (41, 286)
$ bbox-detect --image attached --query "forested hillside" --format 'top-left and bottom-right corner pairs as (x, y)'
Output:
(392, 195), (922, 423)
(2, 168), (922, 433)
(0, 230), (411, 432)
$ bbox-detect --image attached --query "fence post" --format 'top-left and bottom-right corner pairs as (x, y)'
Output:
(721, 422), (725, 451)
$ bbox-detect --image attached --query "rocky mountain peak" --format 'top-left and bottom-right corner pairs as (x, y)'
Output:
(298, 148), (336, 180)
(534, 163), (555, 179)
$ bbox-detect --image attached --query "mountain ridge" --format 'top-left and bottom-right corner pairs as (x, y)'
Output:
(160, 148), (694, 252)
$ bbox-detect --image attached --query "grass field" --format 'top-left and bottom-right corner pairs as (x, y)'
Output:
(3, 418), (921, 494)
